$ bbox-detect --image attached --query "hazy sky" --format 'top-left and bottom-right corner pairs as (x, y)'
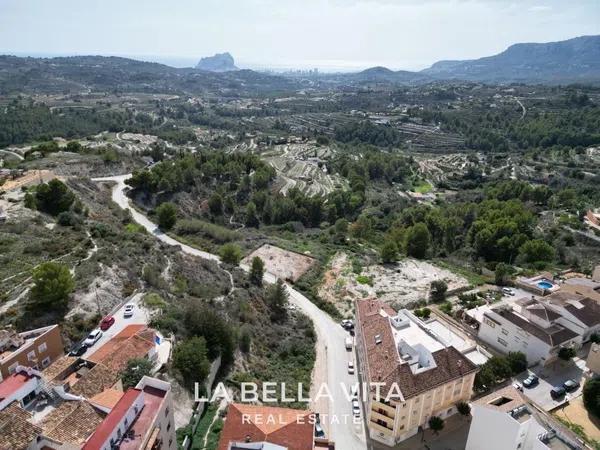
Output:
(0, 0), (598, 71)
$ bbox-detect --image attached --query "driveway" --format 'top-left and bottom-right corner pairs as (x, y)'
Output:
(93, 174), (368, 450)
(514, 359), (585, 411)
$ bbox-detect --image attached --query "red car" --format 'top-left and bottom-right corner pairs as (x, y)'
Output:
(100, 315), (115, 331)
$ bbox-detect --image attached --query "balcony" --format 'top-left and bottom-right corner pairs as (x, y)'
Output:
(371, 400), (396, 418)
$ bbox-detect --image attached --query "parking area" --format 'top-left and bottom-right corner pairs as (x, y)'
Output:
(79, 293), (150, 358)
(514, 359), (586, 411)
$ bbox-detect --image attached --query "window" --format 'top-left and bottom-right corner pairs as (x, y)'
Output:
(8, 362), (18, 374)
(38, 342), (48, 353)
(27, 350), (36, 361)
(497, 337), (508, 347)
(501, 328), (509, 336)
(400, 425), (405, 430)
(167, 421), (171, 432)
(41, 357), (51, 368)
(484, 318), (496, 328)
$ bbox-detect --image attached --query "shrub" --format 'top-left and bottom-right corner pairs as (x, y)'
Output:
(558, 347), (576, 361)
(457, 401), (471, 416)
(429, 416), (444, 433)
(219, 243), (242, 265)
(155, 202), (177, 230)
(430, 280), (448, 302)
(583, 379), (600, 417)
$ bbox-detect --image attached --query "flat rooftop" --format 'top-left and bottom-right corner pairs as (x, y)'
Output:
(119, 386), (166, 450)
(389, 312), (446, 353)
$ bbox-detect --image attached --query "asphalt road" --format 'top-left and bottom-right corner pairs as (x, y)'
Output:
(92, 173), (367, 450)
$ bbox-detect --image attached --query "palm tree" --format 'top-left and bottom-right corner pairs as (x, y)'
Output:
(429, 416), (444, 434)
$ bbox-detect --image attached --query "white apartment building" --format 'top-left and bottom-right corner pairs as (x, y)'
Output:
(478, 299), (581, 366)
(467, 385), (583, 450)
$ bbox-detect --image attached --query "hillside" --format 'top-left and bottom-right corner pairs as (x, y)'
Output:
(422, 35), (600, 83)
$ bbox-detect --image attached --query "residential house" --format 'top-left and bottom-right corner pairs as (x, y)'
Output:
(466, 385), (582, 450)
(82, 376), (176, 450)
(542, 291), (600, 342)
(0, 326), (64, 380)
(355, 299), (479, 446)
(217, 403), (333, 450)
(478, 300), (581, 366)
(0, 366), (40, 411)
(85, 325), (157, 373)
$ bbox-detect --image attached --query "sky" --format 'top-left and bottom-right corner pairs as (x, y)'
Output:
(0, 0), (598, 72)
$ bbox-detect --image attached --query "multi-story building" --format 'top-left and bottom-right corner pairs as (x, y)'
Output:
(82, 376), (176, 450)
(355, 299), (479, 446)
(478, 299), (582, 366)
(466, 385), (583, 450)
(0, 325), (64, 380)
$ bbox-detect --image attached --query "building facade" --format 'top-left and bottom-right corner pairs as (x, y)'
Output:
(0, 325), (64, 380)
(355, 299), (479, 446)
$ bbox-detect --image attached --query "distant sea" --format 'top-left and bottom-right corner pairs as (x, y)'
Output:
(0, 51), (429, 73)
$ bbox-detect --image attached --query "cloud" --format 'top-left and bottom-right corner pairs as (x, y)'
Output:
(528, 5), (553, 12)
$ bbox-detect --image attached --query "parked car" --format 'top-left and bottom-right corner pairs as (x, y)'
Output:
(350, 385), (359, 399)
(99, 315), (115, 331)
(123, 304), (135, 318)
(345, 337), (353, 350)
(563, 379), (580, 392)
(550, 386), (566, 399)
(502, 287), (514, 296)
(348, 360), (355, 374)
(341, 319), (354, 330)
(352, 399), (361, 417)
(68, 342), (88, 356)
(513, 382), (523, 392)
(83, 329), (103, 347)
(314, 422), (325, 438)
(523, 374), (539, 388)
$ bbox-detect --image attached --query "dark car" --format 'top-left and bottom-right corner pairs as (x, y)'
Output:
(523, 374), (539, 388)
(563, 379), (580, 392)
(551, 386), (566, 399)
(68, 342), (88, 357)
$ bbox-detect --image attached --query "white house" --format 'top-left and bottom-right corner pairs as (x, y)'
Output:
(0, 366), (40, 410)
(467, 385), (581, 450)
(478, 300), (581, 366)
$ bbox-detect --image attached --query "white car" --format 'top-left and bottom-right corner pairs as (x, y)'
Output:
(123, 304), (135, 318)
(348, 360), (355, 374)
(83, 329), (103, 347)
(350, 385), (359, 399)
(352, 399), (361, 417)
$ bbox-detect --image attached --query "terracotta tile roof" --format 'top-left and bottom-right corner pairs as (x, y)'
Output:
(42, 355), (78, 382)
(546, 292), (600, 327)
(87, 326), (155, 373)
(357, 299), (479, 400)
(0, 402), (41, 450)
(70, 363), (120, 398)
(217, 404), (314, 450)
(41, 400), (105, 446)
(89, 388), (125, 410)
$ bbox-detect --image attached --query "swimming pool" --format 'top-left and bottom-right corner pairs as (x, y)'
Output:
(537, 280), (554, 290)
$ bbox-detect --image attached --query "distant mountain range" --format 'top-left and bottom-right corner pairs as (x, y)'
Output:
(196, 52), (238, 72)
(354, 35), (600, 84)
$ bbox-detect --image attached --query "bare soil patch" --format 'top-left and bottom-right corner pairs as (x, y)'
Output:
(242, 244), (316, 282)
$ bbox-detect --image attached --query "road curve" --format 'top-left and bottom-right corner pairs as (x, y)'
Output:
(92, 173), (367, 450)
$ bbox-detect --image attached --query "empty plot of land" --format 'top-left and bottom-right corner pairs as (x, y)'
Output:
(363, 258), (470, 306)
(1, 170), (57, 191)
(242, 244), (316, 282)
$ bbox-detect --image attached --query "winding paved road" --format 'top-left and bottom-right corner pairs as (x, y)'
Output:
(92, 173), (367, 450)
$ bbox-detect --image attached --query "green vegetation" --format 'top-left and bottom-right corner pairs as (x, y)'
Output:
(414, 307), (431, 320)
(558, 347), (576, 361)
(29, 262), (74, 313)
(172, 337), (211, 390)
(156, 202), (178, 230)
(219, 243), (242, 265)
(430, 280), (448, 303)
(249, 256), (265, 286)
(475, 352), (527, 392)
(120, 357), (153, 389)
(428, 416), (444, 434)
